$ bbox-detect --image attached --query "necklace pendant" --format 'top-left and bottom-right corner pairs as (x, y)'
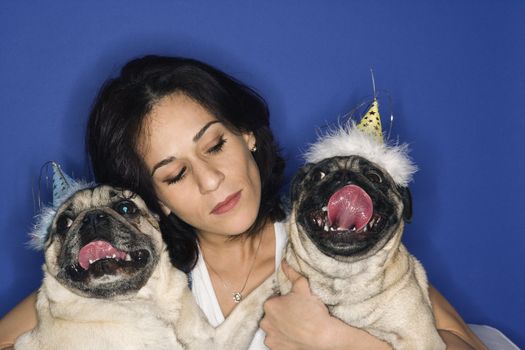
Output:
(233, 292), (242, 303)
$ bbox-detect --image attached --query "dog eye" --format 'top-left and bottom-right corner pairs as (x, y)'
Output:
(56, 215), (73, 234)
(313, 170), (326, 182)
(366, 170), (383, 183)
(115, 200), (138, 216)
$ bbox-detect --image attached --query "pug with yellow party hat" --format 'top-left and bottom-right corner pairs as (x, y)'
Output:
(279, 98), (446, 350)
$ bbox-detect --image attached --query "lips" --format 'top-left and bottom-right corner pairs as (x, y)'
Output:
(211, 190), (242, 215)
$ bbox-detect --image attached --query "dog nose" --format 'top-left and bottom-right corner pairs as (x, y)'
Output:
(82, 211), (108, 226)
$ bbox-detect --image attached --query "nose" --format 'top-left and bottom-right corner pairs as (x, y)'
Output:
(81, 210), (108, 227)
(193, 160), (225, 194)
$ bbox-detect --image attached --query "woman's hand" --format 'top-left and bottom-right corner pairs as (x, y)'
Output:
(260, 262), (392, 350)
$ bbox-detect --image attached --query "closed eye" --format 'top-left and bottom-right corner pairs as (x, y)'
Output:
(206, 136), (226, 154)
(166, 166), (187, 185)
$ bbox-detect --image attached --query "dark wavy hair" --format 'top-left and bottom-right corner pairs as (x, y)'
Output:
(86, 55), (286, 273)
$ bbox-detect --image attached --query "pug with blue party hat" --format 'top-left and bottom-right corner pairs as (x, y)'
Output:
(279, 97), (446, 350)
(17, 163), (276, 350)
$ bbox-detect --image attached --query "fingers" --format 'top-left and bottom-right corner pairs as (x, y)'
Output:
(261, 297), (293, 350)
(281, 260), (302, 283)
(260, 300), (278, 347)
(281, 260), (311, 294)
(261, 280), (327, 350)
(259, 315), (270, 332)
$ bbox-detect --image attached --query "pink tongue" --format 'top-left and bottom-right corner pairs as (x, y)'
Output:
(327, 184), (373, 231)
(78, 240), (127, 270)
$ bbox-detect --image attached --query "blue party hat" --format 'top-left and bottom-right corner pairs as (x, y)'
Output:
(51, 162), (77, 207)
(30, 161), (92, 250)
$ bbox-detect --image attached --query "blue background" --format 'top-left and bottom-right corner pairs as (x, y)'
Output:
(1, 1), (523, 346)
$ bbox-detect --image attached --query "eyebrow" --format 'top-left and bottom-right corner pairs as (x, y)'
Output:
(193, 120), (220, 142)
(151, 156), (176, 176)
(150, 120), (221, 176)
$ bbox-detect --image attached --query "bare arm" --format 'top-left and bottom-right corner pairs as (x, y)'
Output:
(0, 292), (38, 349)
(429, 286), (489, 350)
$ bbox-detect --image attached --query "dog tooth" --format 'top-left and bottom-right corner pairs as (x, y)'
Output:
(112, 254), (116, 258)
(323, 225), (329, 232)
(89, 259), (94, 264)
(125, 254), (132, 261)
(321, 206), (327, 212)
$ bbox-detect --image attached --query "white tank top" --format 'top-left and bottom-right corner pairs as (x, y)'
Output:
(191, 221), (288, 350)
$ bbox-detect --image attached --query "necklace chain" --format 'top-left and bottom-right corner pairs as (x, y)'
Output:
(203, 233), (264, 303)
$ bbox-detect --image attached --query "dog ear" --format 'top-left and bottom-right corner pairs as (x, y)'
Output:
(291, 163), (315, 202)
(398, 186), (413, 222)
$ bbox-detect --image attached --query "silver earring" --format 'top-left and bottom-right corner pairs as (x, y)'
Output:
(251, 145), (257, 152)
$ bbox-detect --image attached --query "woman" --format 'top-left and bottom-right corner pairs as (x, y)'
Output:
(0, 55), (487, 350)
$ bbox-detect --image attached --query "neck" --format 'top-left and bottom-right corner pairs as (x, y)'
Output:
(197, 221), (276, 316)
(197, 221), (270, 258)
(197, 220), (276, 282)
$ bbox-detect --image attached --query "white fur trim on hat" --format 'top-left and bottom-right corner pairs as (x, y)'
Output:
(304, 122), (417, 187)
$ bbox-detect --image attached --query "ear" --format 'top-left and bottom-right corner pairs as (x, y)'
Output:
(242, 131), (256, 151)
(291, 163), (315, 203)
(398, 186), (413, 223)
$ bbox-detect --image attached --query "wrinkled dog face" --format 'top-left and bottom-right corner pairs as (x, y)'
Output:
(44, 185), (162, 298)
(291, 155), (412, 259)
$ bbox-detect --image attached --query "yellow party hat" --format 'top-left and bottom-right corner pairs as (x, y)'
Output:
(356, 98), (383, 144)
(305, 70), (417, 187)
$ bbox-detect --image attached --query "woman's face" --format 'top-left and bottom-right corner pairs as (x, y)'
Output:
(140, 93), (261, 238)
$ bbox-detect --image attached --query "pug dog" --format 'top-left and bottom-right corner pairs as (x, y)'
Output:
(279, 153), (446, 350)
(15, 185), (274, 350)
